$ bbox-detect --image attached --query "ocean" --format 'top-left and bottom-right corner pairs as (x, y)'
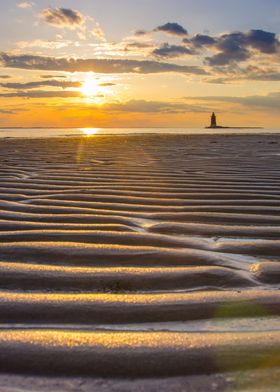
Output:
(0, 127), (279, 138)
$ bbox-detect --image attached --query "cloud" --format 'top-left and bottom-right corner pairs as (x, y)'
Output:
(237, 91), (280, 109)
(206, 65), (280, 83)
(0, 109), (15, 114)
(0, 53), (207, 75)
(17, 39), (73, 50)
(208, 73), (280, 84)
(17, 2), (33, 9)
(190, 34), (217, 47)
(203, 77), (234, 84)
(0, 80), (81, 89)
(131, 26), (280, 65)
(125, 42), (154, 50)
(248, 72), (280, 81)
(152, 43), (194, 58)
(40, 75), (66, 79)
(103, 99), (206, 113)
(0, 90), (83, 98)
(154, 22), (188, 37)
(246, 29), (279, 54)
(134, 30), (149, 37)
(206, 32), (250, 66)
(92, 23), (106, 42)
(99, 82), (116, 87)
(40, 8), (85, 29)
(205, 29), (280, 66)
(0, 75), (11, 79)
(188, 91), (280, 111)
(0, 106), (28, 115)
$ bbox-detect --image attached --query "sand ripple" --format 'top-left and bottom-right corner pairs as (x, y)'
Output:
(0, 134), (279, 377)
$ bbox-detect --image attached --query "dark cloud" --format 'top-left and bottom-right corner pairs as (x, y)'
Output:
(205, 29), (280, 66)
(141, 27), (280, 65)
(0, 90), (82, 98)
(125, 42), (154, 50)
(246, 29), (279, 54)
(206, 32), (250, 66)
(134, 30), (149, 36)
(40, 75), (67, 79)
(208, 73), (280, 83)
(0, 75), (11, 79)
(40, 7), (84, 28)
(204, 77), (230, 84)
(0, 53), (207, 75)
(152, 43), (194, 58)
(154, 22), (188, 37)
(204, 64), (280, 84)
(190, 34), (217, 47)
(0, 80), (81, 89)
(206, 50), (249, 66)
(249, 72), (280, 81)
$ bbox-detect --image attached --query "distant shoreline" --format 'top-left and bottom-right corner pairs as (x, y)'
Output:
(205, 126), (264, 129)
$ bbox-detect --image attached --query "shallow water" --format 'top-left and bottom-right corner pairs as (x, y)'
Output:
(0, 134), (279, 377)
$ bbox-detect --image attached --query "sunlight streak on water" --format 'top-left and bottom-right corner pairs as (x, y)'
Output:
(81, 128), (102, 136)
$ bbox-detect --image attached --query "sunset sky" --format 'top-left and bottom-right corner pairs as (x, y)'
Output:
(0, 0), (280, 128)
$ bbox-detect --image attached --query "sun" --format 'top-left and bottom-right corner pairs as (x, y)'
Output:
(81, 77), (97, 97)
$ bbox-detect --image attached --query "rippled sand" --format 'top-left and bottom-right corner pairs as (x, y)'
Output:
(0, 134), (280, 388)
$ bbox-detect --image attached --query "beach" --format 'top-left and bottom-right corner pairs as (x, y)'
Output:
(0, 133), (279, 390)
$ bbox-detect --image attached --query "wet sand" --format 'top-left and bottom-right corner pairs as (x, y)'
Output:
(0, 134), (279, 390)
(0, 368), (279, 392)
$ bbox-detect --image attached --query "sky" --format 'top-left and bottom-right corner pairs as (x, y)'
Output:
(0, 0), (280, 128)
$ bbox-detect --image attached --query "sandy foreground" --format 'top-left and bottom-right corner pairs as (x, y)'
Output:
(0, 134), (279, 391)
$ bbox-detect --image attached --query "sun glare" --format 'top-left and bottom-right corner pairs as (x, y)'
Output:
(81, 128), (101, 136)
(81, 77), (97, 97)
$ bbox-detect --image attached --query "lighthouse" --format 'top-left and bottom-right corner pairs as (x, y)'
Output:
(210, 112), (217, 128)
(205, 112), (229, 129)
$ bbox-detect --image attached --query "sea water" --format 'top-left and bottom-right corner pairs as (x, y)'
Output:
(0, 127), (279, 138)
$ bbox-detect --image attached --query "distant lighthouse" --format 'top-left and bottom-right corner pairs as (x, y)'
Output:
(205, 112), (262, 130)
(205, 112), (230, 129)
(210, 112), (217, 128)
